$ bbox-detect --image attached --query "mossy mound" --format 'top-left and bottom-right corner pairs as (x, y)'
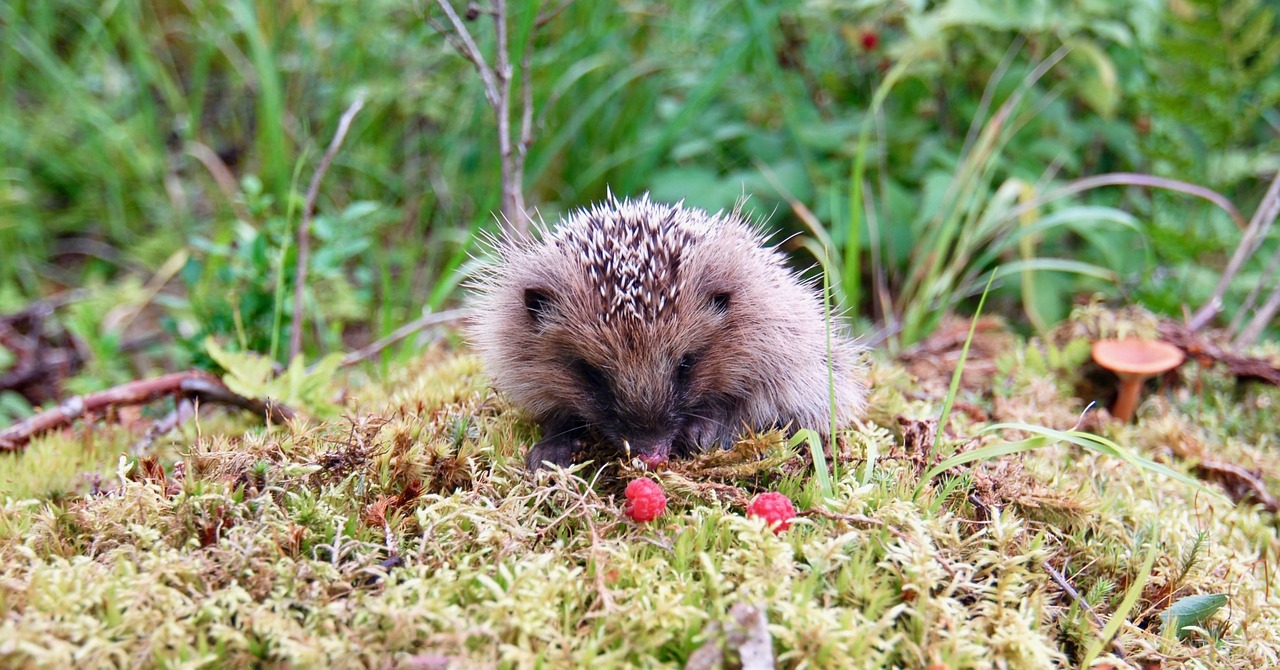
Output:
(2, 341), (1279, 669)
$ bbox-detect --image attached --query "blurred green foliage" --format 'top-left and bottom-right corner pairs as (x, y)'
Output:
(0, 0), (1276, 381)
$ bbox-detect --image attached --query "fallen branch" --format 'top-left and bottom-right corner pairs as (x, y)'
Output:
(798, 507), (886, 529)
(1193, 459), (1280, 513)
(0, 371), (294, 452)
(290, 93), (368, 360)
(1159, 321), (1280, 386)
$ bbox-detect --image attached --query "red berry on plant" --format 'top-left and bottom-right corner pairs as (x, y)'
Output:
(860, 29), (880, 51)
(746, 492), (796, 534)
(624, 478), (667, 522)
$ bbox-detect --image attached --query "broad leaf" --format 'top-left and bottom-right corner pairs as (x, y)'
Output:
(1161, 593), (1228, 639)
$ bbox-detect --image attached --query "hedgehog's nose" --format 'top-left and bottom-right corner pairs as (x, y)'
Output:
(627, 434), (672, 469)
(637, 451), (668, 469)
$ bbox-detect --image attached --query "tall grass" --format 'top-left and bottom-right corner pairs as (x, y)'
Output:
(2, 0), (804, 358)
(3, 0), (1272, 363)
(831, 44), (1139, 349)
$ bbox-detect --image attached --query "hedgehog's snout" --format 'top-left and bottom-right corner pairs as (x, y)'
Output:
(623, 432), (673, 468)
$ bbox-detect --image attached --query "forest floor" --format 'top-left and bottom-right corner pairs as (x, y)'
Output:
(2, 316), (1280, 669)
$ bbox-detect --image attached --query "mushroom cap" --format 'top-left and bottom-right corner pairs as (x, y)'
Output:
(1091, 338), (1186, 378)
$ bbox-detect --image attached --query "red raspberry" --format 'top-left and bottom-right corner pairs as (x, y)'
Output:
(624, 478), (667, 523)
(860, 29), (880, 51)
(746, 492), (796, 534)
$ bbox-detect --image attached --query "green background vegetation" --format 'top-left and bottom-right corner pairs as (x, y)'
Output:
(2, 0), (1278, 414)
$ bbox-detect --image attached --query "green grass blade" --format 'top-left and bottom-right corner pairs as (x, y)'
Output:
(229, 0), (288, 199)
(790, 428), (833, 501)
(912, 273), (996, 500)
(923, 435), (1056, 481)
(846, 57), (915, 319)
(932, 275), (995, 452)
(972, 423), (1227, 502)
(1081, 541), (1158, 668)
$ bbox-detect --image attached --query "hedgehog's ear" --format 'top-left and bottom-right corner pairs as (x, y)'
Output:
(708, 291), (732, 314)
(523, 287), (556, 325)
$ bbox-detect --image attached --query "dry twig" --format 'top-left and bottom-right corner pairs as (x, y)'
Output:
(1043, 560), (1129, 662)
(290, 94), (368, 360)
(133, 396), (196, 454)
(1188, 171), (1280, 332)
(1159, 321), (1280, 386)
(0, 371), (294, 452)
(798, 507), (886, 529)
(337, 308), (469, 369)
(428, 0), (560, 230)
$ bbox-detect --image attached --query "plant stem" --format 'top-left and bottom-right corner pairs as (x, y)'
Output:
(289, 94), (366, 361)
(1188, 171), (1280, 331)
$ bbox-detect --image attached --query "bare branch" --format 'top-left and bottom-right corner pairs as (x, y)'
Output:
(337, 308), (469, 368)
(187, 141), (255, 224)
(290, 93), (367, 361)
(535, 0), (573, 27)
(1237, 286), (1280, 348)
(492, 0), (526, 226)
(0, 371), (294, 452)
(430, 0), (556, 232)
(431, 0), (501, 107)
(1228, 240), (1280, 339)
(1188, 170), (1280, 331)
(0, 290), (86, 326)
(519, 18), (535, 153)
(133, 397), (196, 454)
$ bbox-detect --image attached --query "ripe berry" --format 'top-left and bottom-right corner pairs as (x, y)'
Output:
(624, 478), (667, 522)
(746, 492), (796, 534)
(860, 29), (880, 51)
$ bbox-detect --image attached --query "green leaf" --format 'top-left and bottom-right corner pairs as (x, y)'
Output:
(204, 337), (275, 400)
(204, 338), (343, 417)
(1069, 39), (1120, 117)
(1161, 593), (1228, 639)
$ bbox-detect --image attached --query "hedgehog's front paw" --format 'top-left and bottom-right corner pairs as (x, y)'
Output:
(525, 437), (578, 470)
(677, 415), (738, 457)
(526, 419), (587, 470)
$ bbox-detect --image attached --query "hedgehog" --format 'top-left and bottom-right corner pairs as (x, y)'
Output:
(467, 194), (866, 470)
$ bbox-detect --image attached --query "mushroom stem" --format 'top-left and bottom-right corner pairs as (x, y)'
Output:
(1091, 338), (1185, 424)
(1111, 374), (1148, 422)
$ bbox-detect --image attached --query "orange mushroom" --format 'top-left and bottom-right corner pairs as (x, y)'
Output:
(1091, 339), (1186, 422)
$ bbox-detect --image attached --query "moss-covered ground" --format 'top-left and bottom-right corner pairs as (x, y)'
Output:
(3, 329), (1280, 669)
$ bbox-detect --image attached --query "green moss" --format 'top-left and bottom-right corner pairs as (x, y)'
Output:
(1, 348), (1278, 668)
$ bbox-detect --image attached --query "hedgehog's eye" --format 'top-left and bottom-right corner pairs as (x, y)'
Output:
(708, 292), (731, 314)
(572, 359), (610, 393)
(676, 353), (698, 384)
(523, 287), (554, 325)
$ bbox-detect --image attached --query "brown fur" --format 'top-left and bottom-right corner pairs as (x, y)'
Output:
(467, 194), (866, 469)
